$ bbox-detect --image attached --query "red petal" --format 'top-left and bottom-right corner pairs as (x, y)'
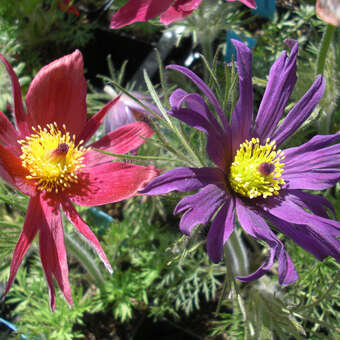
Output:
(84, 121), (153, 167)
(77, 96), (121, 145)
(69, 162), (159, 206)
(227, 0), (257, 9)
(0, 54), (29, 136)
(176, 0), (202, 11)
(160, 6), (191, 25)
(0, 111), (20, 154)
(25, 50), (87, 137)
(58, 0), (80, 16)
(110, 0), (174, 28)
(61, 198), (113, 273)
(4, 196), (40, 297)
(39, 195), (73, 310)
(160, 0), (202, 25)
(0, 145), (35, 196)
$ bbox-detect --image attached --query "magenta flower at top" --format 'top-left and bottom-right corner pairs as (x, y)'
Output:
(141, 40), (340, 285)
(110, 0), (257, 29)
(0, 51), (158, 310)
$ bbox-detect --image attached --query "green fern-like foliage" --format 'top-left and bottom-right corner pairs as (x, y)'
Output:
(0, 183), (27, 282)
(0, 0), (96, 73)
(0, 19), (31, 112)
(96, 198), (224, 322)
(6, 260), (101, 340)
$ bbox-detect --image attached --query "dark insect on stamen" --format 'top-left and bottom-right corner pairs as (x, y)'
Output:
(258, 162), (275, 176)
(55, 143), (69, 154)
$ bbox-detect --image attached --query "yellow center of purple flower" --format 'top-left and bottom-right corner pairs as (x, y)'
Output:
(18, 123), (86, 193)
(229, 138), (285, 199)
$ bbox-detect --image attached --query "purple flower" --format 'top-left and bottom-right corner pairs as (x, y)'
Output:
(104, 86), (160, 133)
(141, 39), (340, 285)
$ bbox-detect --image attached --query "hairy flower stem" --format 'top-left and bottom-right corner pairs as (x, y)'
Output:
(316, 24), (335, 76)
(65, 232), (105, 287)
(224, 229), (249, 277)
(201, 39), (214, 79)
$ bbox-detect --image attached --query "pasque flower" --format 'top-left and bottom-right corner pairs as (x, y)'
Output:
(103, 85), (160, 133)
(141, 40), (340, 285)
(0, 51), (158, 310)
(110, 0), (256, 29)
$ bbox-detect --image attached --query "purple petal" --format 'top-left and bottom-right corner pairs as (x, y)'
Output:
(166, 64), (230, 132)
(128, 92), (160, 114)
(105, 100), (136, 132)
(169, 88), (189, 109)
(276, 248), (297, 285)
(205, 130), (231, 170)
(264, 211), (340, 262)
(170, 107), (215, 135)
(284, 133), (340, 164)
(206, 196), (235, 263)
(285, 144), (340, 171)
(273, 75), (325, 146)
(263, 193), (340, 238)
(104, 92), (159, 133)
(287, 189), (335, 218)
(236, 199), (298, 285)
(283, 133), (340, 190)
(284, 170), (340, 190)
(231, 40), (253, 154)
(171, 92), (222, 132)
(140, 167), (225, 195)
(174, 184), (226, 235)
(253, 40), (298, 142)
(169, 92), (231, 168)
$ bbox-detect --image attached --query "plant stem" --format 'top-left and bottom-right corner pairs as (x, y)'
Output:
(316, 24), (335, 76)
(94, 148), (179, 163)
(225, 229), (249, 277)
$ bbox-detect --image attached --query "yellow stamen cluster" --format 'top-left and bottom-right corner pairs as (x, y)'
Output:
(229, 138), (285, 199)
(19, 123), (86, 193)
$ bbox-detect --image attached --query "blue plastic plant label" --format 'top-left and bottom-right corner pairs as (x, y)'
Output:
(225, 30), (257, 63)
(252, 0), (276, 18)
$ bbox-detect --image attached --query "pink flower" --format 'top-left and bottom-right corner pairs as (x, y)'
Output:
(0, 50), (158, 310)
(110, 0), (256, 29)
(316, 0), (340, 26)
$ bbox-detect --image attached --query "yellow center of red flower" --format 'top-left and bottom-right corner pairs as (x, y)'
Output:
(18, 123), (86, 193)
(229, 138), (285, 199)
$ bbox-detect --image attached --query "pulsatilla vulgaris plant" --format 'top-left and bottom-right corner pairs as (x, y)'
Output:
(0, 50), (158, 310)
(141, 39), (340, 285)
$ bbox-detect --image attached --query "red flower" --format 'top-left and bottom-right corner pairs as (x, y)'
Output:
(58, 0), (80, 17)
(0, 50), (158, 310)
(110, 0), (257, 28)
